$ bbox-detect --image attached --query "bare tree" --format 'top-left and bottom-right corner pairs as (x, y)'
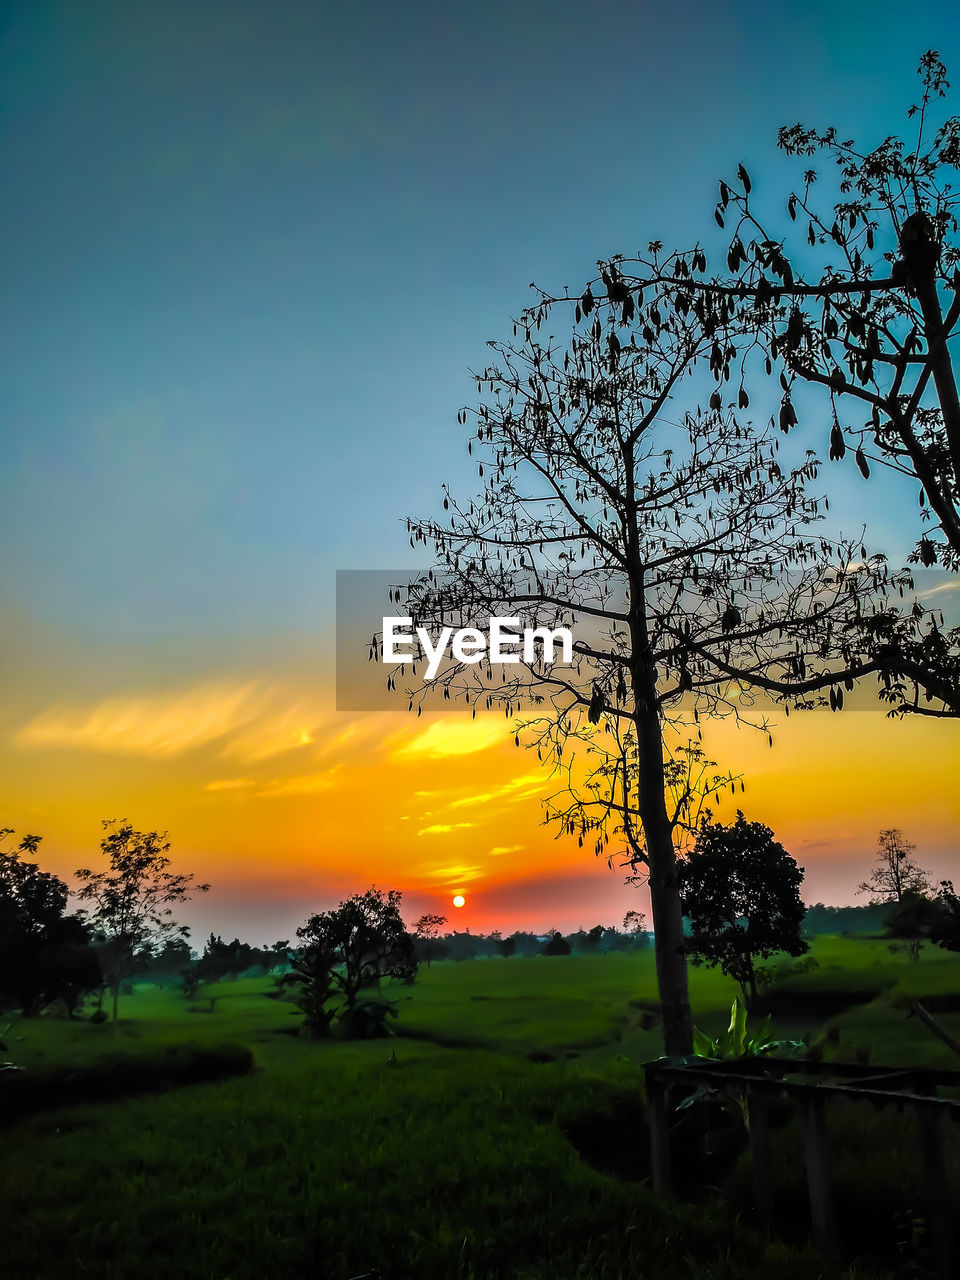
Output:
(397, 304), (893, 1053)
(858, 828), (932, 904)
(523, 51), (960, 719)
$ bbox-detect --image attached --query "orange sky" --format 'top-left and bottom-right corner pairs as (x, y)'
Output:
(2, 608), (957, 944)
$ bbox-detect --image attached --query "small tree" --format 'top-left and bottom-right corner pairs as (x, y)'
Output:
(413, 913), (447, 968)
(931, 881), (960, 951)
(281, 933), (339, 1038)
(623, 909), (647, 939)
(293, 888), (418, 1027)
(542, 931), (572, 956)
(75, 820), (209, 1021)
(679, 812), (808, 1008)
(858, 828), (932, 904)
(884, 888), (946, 962)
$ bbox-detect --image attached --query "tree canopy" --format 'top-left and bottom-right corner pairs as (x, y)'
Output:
(521, 51), (960, 720)
(678, 811), (808, 1007)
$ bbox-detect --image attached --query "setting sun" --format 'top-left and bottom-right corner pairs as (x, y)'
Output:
(452, 894), (466, 908)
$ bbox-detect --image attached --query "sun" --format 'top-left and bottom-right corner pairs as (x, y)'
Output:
(452, 894), (466, 908)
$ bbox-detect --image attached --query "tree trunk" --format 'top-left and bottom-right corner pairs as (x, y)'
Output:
(906, 239), (960, 486)
(633, 696), (693, 1056)
(111, 982), (119, 1022)
(746, 954), (759, 1011)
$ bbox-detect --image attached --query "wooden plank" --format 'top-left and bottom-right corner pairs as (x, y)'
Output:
(803, 1096), (838, 1259)
(917, 1105), (954, 1280)
(647, 1079), (672, 1196)
(747, 1088), (774, 1226)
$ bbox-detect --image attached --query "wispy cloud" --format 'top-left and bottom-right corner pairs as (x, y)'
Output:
(16, 682), (264, 758)
(449, 774), (545, 809)
(490, 844), (524, 856)
(418, 863), (486, 883)
(256, 769), (340, 798)
(393, 718), (511, 760)
(203, 777), (254, 792)
(418, 821), (475, 836)
(220, 703), (327, 763)
(916, 579), (960, 600)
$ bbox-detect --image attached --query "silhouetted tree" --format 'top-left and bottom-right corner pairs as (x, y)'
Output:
(524, 52), (960, 718)
(931, 881), (960, 950)
(497, 934), (517, 957)
(413, 912), (447, 967)
(623, 909), (647, 938)
(294, 888), (418, 1018)
(542, 931), (572, 956)
(0, 828), (100, 1016)
(884, 888), (945, 962)
(75, 820), (209, 1021)
(400, 296), (888, 1052)
(281, 931), (339, 1038)
(678, 812), (808, 1008)
(858, 828), (932, 904)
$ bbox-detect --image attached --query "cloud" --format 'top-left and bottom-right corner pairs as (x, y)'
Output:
(256, 769), (340, 798)
(418, 822), (475, 836)
(490, 844), (524, 856)
(418, 863), (486, 883)
(916, 579), (960, 600)
(220, 703), (328, 763)
(16, 682), (264, 758)
(203, 778), (254, 792)
(393, 718), (511, 760)
(449, 774), (545, 809)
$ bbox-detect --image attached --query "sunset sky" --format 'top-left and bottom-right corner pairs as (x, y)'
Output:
(1, 1), (957, 944)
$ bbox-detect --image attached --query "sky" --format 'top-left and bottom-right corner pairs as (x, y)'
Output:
(1, 1), (958, 943)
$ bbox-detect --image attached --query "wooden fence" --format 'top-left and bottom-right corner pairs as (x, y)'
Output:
(643, 1057), (960, 1279)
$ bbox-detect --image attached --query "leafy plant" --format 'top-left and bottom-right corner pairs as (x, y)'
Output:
(665, 997), (806, 1129)
(337, 997), (400, 1039)
(0, 1016), (22, 1073)
(691, 996), (805, 1061)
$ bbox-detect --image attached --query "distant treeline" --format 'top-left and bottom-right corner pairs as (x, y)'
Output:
(416, 924), (651, 964)
(800, 903), (890, 935)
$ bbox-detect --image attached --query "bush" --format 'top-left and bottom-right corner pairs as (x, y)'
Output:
(0, 1042), (254, 1126)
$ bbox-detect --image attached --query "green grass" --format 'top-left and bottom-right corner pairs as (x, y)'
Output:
(4, 937), (958, 1279)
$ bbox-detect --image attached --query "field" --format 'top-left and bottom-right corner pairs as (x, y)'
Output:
(2, 937), (959, 1279)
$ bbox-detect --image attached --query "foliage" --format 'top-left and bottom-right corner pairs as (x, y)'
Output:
(668, 996), (806, 1130)
(413, 912), (448, 967)
(401, 249), (890, 1054)
(931, 880), (960, 951)
(337, 997), (400, 1039)
(0, 827), (101, 1016)
(523, 52), (960, 718)
(678, 812), (808, 1007)
(542, 931), (572, 956)
(688, 996), (806, 1062)
(280, 934), (339, 1039)
(857, 828), (932, 904)
(75, 820), (209, 1021)
(286, 888), (418, 1038)
(883, 888), (946, 962)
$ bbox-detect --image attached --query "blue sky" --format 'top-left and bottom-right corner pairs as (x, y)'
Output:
(3, 0), (958, 647)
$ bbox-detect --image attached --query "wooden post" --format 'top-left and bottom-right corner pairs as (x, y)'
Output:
(916, 1105), (953, 1280)
(803, 1096), (837, 1258)
(747, 1088), (774, 1226)
(647, 1076), (672, 1196)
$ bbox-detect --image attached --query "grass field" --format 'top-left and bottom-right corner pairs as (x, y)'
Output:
(2, 937), (958, 1279)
